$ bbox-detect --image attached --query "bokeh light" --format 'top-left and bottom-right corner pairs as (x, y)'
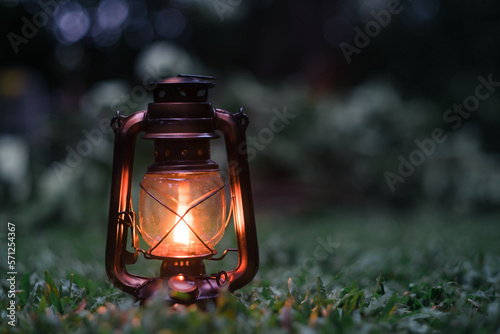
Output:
(97, 0), (128, 30)
(55, 3), (90, 44)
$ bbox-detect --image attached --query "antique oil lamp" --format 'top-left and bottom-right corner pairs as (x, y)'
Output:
(105, 75), (258, 303)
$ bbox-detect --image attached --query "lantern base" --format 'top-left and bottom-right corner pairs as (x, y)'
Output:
(135, 277), (221, 305)
(160, 258), (206, 277)
(134, 258), (223, 304)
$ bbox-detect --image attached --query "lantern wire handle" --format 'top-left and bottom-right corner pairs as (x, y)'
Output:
(209, 248), (238, 261)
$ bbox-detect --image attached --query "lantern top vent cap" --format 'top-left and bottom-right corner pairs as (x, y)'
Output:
(148, 74), (216, 103)
(148, 74), (216, 87)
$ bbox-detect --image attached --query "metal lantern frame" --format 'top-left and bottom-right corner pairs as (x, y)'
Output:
(105, 75), (259, 303)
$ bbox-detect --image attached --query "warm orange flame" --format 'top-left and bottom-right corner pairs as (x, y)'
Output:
(174, 205), (191, 245)
(174, 184), (192, 245)
(139, 170), (226, 257)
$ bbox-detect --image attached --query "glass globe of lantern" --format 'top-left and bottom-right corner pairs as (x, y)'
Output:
(139, 170), (226, 258)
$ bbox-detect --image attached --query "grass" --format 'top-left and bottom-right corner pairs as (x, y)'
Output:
(1, 209), (500, 333)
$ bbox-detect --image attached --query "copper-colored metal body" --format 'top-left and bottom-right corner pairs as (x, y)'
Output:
(105, 75), (258, 303)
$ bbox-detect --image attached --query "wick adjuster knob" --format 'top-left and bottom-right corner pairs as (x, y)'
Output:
(168, 275), (199, 301)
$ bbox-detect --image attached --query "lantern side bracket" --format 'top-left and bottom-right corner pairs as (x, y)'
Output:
(111, 110), (127, 132)
(214, 108), (259, 291)
(117, 210), (140, 265)
(106, 110), (151, 294)
(236, 108), (249, 130)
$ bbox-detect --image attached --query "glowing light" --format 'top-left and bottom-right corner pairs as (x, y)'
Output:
(174, 184), (192, 245)
(174, 221), (190, 244)
(139, 171), (226, 257)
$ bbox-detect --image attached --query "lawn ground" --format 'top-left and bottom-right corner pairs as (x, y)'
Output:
(1, 209), (500, 333)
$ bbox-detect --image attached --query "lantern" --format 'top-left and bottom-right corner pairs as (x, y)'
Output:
(105, 75), (259, 303)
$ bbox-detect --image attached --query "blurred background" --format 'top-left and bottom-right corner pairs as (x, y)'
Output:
(1, 0), (500, 236)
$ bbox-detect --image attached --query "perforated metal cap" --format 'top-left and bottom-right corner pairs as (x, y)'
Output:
(148, 74), (216, 103)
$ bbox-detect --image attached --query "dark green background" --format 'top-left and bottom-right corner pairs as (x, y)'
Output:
(1, 0), (499, 226)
